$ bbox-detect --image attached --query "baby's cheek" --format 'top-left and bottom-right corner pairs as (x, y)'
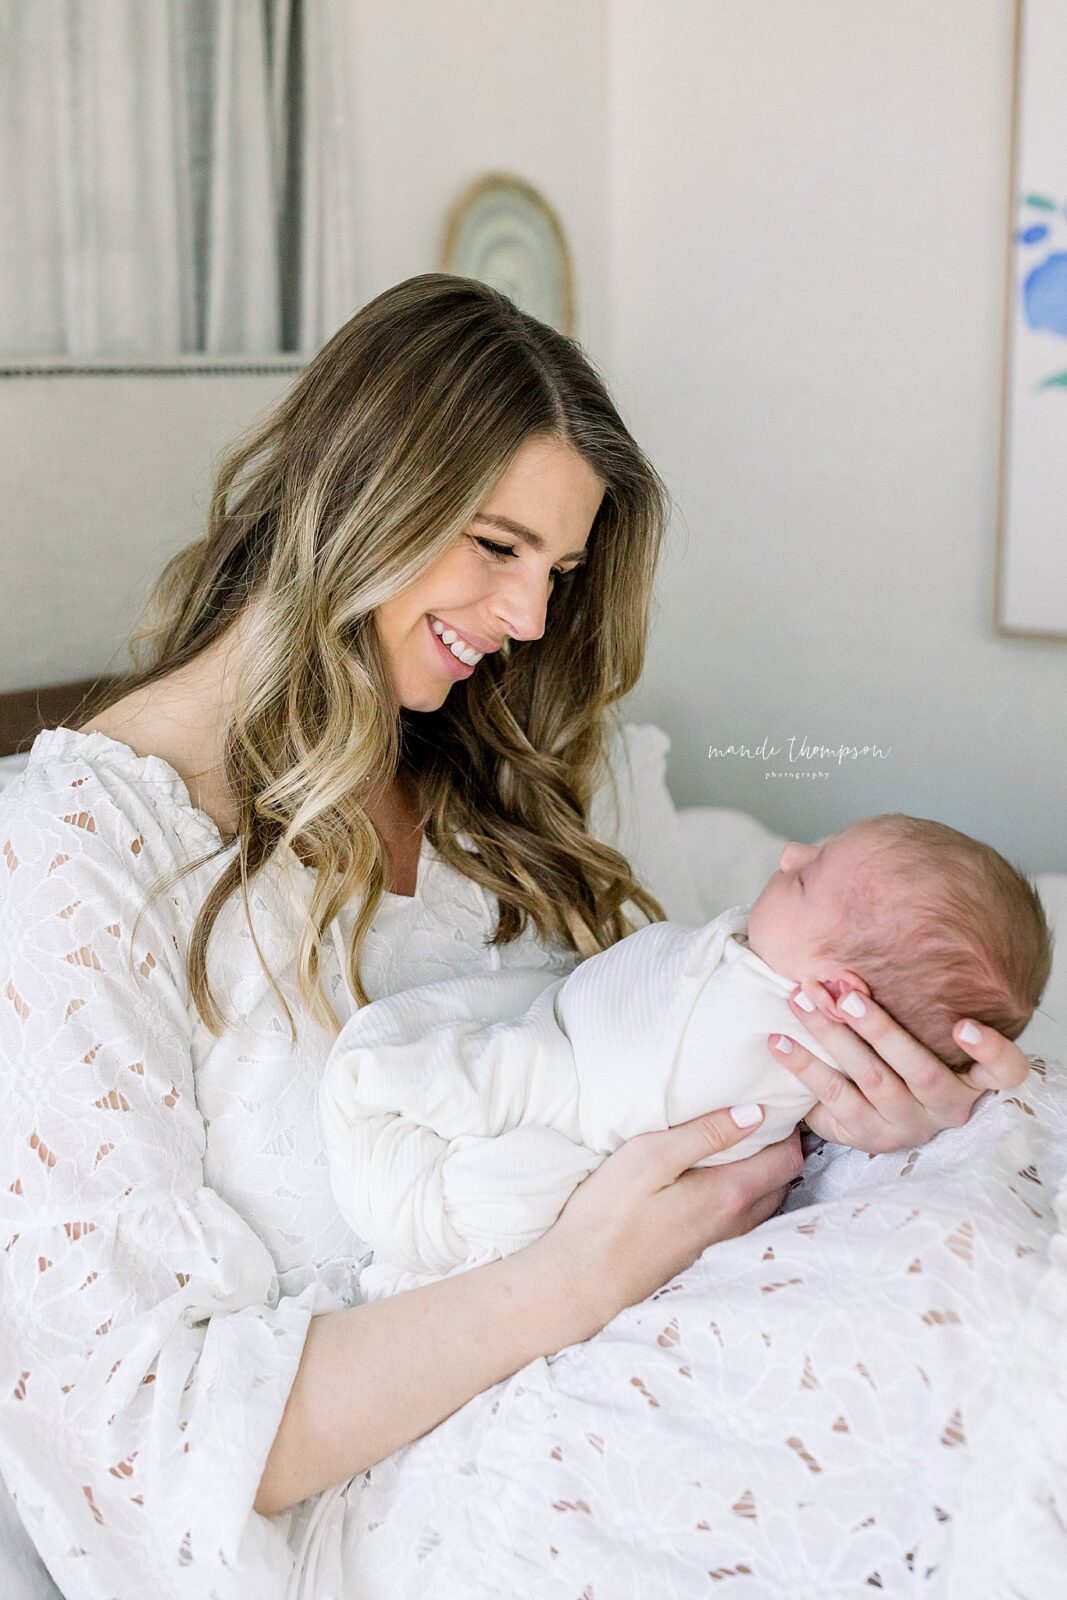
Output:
(747, 889), (770, 933)
(747, 890), (781, 952)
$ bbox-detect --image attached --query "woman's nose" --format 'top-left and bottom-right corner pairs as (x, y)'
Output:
(489, 569), (551, 643)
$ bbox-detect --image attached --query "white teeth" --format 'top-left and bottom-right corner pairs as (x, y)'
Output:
(430, 617), (483, 667)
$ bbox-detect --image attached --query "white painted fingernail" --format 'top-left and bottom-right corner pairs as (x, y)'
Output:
(794, 991), (816, 1012)
(730, 1103), (763, 1128)
(958, 1020), (982, 1045)
(772, 1034), (794, 1053)
(840, 991), (867, 1018)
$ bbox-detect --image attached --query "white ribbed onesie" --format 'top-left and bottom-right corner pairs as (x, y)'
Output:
(319, 906), (836, 1296)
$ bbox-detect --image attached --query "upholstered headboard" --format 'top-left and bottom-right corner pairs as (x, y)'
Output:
(0, 357), (303, 713)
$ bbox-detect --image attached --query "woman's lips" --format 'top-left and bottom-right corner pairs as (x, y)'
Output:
(426, 614), (475, 678)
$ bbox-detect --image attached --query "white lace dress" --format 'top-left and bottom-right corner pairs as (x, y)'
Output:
(2, 727), (1066, 1600)
(0, 726), (579, 1599)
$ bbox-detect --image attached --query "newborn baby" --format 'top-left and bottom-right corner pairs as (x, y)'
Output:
(319, 813), (1051, 1299)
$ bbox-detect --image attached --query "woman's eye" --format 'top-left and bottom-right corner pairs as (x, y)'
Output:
(473, 536), (516, 561)
(472, 535), (577, 584)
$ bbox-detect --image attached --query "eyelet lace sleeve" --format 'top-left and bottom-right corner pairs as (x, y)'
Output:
(0, 777), (333, 1600)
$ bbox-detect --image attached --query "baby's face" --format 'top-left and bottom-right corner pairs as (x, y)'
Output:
(746, 824), (880, 981)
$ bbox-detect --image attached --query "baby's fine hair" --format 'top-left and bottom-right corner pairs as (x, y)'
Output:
(832, 814), (1053, 1070)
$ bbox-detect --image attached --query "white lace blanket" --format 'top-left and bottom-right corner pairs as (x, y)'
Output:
(288, 1059), (1067, 1600)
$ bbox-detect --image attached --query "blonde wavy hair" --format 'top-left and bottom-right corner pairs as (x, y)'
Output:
(78, 273), (673, 1042)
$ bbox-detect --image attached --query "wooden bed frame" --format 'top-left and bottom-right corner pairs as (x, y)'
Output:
(0, 677), (120, 759)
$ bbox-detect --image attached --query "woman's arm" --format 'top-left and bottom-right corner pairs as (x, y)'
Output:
(255, 1103), (802, 1515)
(0, 786), (327, 1595)
(765, 980), (1031, 1152)
(254, 1240), (575, 1514)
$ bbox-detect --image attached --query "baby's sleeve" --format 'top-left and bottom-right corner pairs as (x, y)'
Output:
(0, 781), (332, 1600)
(320, 966), (598, 1281)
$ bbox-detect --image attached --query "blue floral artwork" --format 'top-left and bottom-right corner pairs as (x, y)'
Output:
(1016, 193), (1067, 389)
(998, 1), (1067, 637)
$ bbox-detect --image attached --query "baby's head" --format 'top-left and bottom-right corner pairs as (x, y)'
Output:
(746, 814), (1053, 1068)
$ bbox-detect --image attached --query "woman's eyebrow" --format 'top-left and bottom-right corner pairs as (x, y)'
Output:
(473, 513), (589, 564)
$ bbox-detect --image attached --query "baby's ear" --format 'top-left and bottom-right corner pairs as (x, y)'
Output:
(823, 971), (872, 1010)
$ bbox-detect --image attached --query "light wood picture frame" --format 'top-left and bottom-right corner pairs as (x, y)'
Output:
(440, 172), (575, 336)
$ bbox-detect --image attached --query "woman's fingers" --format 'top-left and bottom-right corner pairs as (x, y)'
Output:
(952, 1018), (1032, 1094)
(735, 1127), (805, 1198)
(543, 1114), (802, 1325)
(676, 1127), (804, 1239)
(767, 981), (1036, 1154)
(791, 982), (991, 1127)
(646, 1103), (766, 1185)
(796, 983), (980, 1123)
(770, 1031), (901, 1150)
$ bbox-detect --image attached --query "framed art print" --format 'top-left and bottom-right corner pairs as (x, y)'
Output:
(996, 0), (1067, 638)
(441, 173), (574, 336)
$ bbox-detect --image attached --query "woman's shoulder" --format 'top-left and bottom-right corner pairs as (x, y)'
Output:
(0, 725), (227, 909)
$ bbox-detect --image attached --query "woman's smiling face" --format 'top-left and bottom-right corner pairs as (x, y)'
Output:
(374, 433), (605, 711)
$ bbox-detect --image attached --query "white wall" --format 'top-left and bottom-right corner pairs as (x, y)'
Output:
(9, 0), (1065, 878)
(0, 363), (301, 691)
(347, 0), (611, 357)
(608, 0), (1067, 874)
(0, 1), (612, 693)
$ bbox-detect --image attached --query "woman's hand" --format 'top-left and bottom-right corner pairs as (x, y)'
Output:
(527, 1106), (803, 1336)
(767, 982), (1032, 1154)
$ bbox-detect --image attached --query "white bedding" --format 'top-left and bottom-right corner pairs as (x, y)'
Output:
(286, 1057), (1067, 1599)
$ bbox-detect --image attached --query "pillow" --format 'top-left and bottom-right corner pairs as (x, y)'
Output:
(1020, 872), (1067, 1060)
(589, 722), (706, 926)
(674, 804), (791, 919)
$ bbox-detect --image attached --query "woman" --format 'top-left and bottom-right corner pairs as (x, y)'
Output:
(0, 274), (1027, 1598)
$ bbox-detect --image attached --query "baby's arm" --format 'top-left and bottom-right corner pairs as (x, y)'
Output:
(318, 966), (594, 1280)
(321, 966), (579, 1140)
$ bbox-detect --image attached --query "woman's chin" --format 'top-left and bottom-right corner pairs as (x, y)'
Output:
(399, 679), (452, 713)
